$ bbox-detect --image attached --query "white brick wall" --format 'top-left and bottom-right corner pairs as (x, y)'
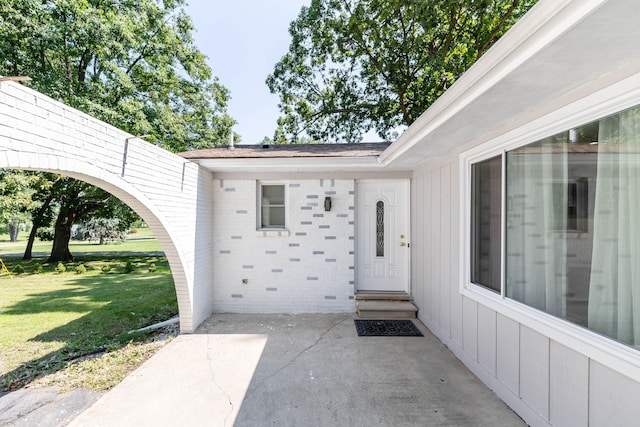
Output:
(0, 80), (214, 332)
(212, 178), (356, 313)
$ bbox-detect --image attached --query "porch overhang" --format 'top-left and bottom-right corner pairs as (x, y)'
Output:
(186, 156), (385, 173)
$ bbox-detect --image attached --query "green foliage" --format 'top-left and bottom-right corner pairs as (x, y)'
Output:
(0, 0), (235, 151)
(101, 264), (112, 274)
(148, 263), (157, 273)
(0, 0), (238, 261)
(36, 177), (140, 262)
(32, 263), (43, 274)
(75, 218), (127, 244)
(0, 171), (40, 242)
(75, 264), (86, 274)
(267, 0), (538, 143)
(35, 228), (55, 242)
(124, 261), (135, 274)
(12, 264), (24, 275)
(55, 262), (66, 274)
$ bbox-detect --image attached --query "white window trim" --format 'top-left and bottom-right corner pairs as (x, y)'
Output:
(460, 71), (640, 383)
(257, 181), (289, 233)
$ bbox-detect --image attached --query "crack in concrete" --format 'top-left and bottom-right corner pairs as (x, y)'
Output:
(205, 335), (234, 427)
(244, 317), (348, 398)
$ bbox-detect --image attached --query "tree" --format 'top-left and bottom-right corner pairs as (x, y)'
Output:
(0, 171), (39, 242)
(0, 0), (236, 261)
(267, 0), (538, 143)
(45, 178), (138, 262)
(0, 0), (236, 151)
(23, 173), (61, 260)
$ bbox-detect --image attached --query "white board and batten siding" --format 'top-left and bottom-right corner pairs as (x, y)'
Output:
(411, 154), (640, 427)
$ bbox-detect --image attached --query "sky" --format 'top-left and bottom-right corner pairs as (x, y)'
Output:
(184, 1), (311, 145)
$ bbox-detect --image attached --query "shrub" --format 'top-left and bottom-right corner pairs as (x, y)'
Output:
(32, 263), (43, 274)
(13, 264), (25, 274)
(75, 264), (86, 274)
(148, 263), (157, 273)
(55, 262), (66, 273)
(124, 261), (135, 274)
(101, 264), (112, 274)
(75, 218), (126, 244)
(35, 228), (55, 241)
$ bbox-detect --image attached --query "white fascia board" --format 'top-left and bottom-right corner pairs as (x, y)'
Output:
(378, 0), (607, 167)
(192, 156), (384, 173)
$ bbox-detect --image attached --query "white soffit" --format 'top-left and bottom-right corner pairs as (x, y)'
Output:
(380, 0), (640, 169)
(193, 156), (384, 173)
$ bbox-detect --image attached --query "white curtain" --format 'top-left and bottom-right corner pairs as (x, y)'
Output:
(588, 108), (640, 346)
(506, 139), (567, 318)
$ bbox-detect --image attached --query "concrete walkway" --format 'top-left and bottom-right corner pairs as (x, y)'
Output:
(69, 314), (524, 426)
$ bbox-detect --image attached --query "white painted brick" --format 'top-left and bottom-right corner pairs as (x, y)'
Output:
(212, 178), (355, 313)
(0, 82), (215, 333)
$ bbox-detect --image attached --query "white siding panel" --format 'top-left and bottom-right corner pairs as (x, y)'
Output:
(496, 313), (519, 394)
(477, 305), (497, 376)
(424, 170), (434, 322)
(520, 326), (550, 421)
(590, 360), (640, 427)
(411, 176), (426, 320)
(439, 164), (451, 336)
(431, 170), (441, 328)
(449, 161), (463, 346)
(549, 341), (588, 427)
(462, 296), (478, 360)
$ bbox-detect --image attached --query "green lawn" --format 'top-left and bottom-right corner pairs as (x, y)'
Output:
(0, 236), (177, 391)
(0, 227), (162, 258)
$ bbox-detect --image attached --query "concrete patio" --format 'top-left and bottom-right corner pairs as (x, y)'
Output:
(69, 313), (524, 426)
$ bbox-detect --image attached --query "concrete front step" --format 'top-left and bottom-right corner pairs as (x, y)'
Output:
(356, 300), (418, 319)
(354, 292), (412, 301)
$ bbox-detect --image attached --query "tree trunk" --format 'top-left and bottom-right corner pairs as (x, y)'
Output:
(48, 207), (75, 262)
(9, 222), (19, 242)
(24, 191), (56, 260)
(23, 224), (38, 260)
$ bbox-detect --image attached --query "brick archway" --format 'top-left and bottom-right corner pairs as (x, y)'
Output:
(0, 80), (214, 332)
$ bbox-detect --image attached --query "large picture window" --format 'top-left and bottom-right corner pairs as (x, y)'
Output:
(469, 104), (640, 349)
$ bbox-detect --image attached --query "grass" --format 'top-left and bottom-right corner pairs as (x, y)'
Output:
(0, 228), (162, 257)
(0, 233), (178, 391)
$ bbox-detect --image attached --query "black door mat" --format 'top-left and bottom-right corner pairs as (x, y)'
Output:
(354, 319), (423, 337)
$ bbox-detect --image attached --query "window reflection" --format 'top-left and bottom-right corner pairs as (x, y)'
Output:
(504, 105), (640, 347)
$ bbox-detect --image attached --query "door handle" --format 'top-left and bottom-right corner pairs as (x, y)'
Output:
(400, 242), (406, 247)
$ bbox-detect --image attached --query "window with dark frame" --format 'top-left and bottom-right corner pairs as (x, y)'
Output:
(470, 155), (502, 293)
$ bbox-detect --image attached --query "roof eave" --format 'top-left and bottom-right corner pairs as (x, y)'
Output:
(379, 0), (607, 168)
(190, 156), (385, 173)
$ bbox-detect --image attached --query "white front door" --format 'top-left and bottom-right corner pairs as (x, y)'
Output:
(356, 180), (410, 292)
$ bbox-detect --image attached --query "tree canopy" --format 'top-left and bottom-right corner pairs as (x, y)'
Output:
(267, 0), (538, 143)
(0, 0), (234, 260)
(0, 171), (39, 242)
(0, 0), (235, 151)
